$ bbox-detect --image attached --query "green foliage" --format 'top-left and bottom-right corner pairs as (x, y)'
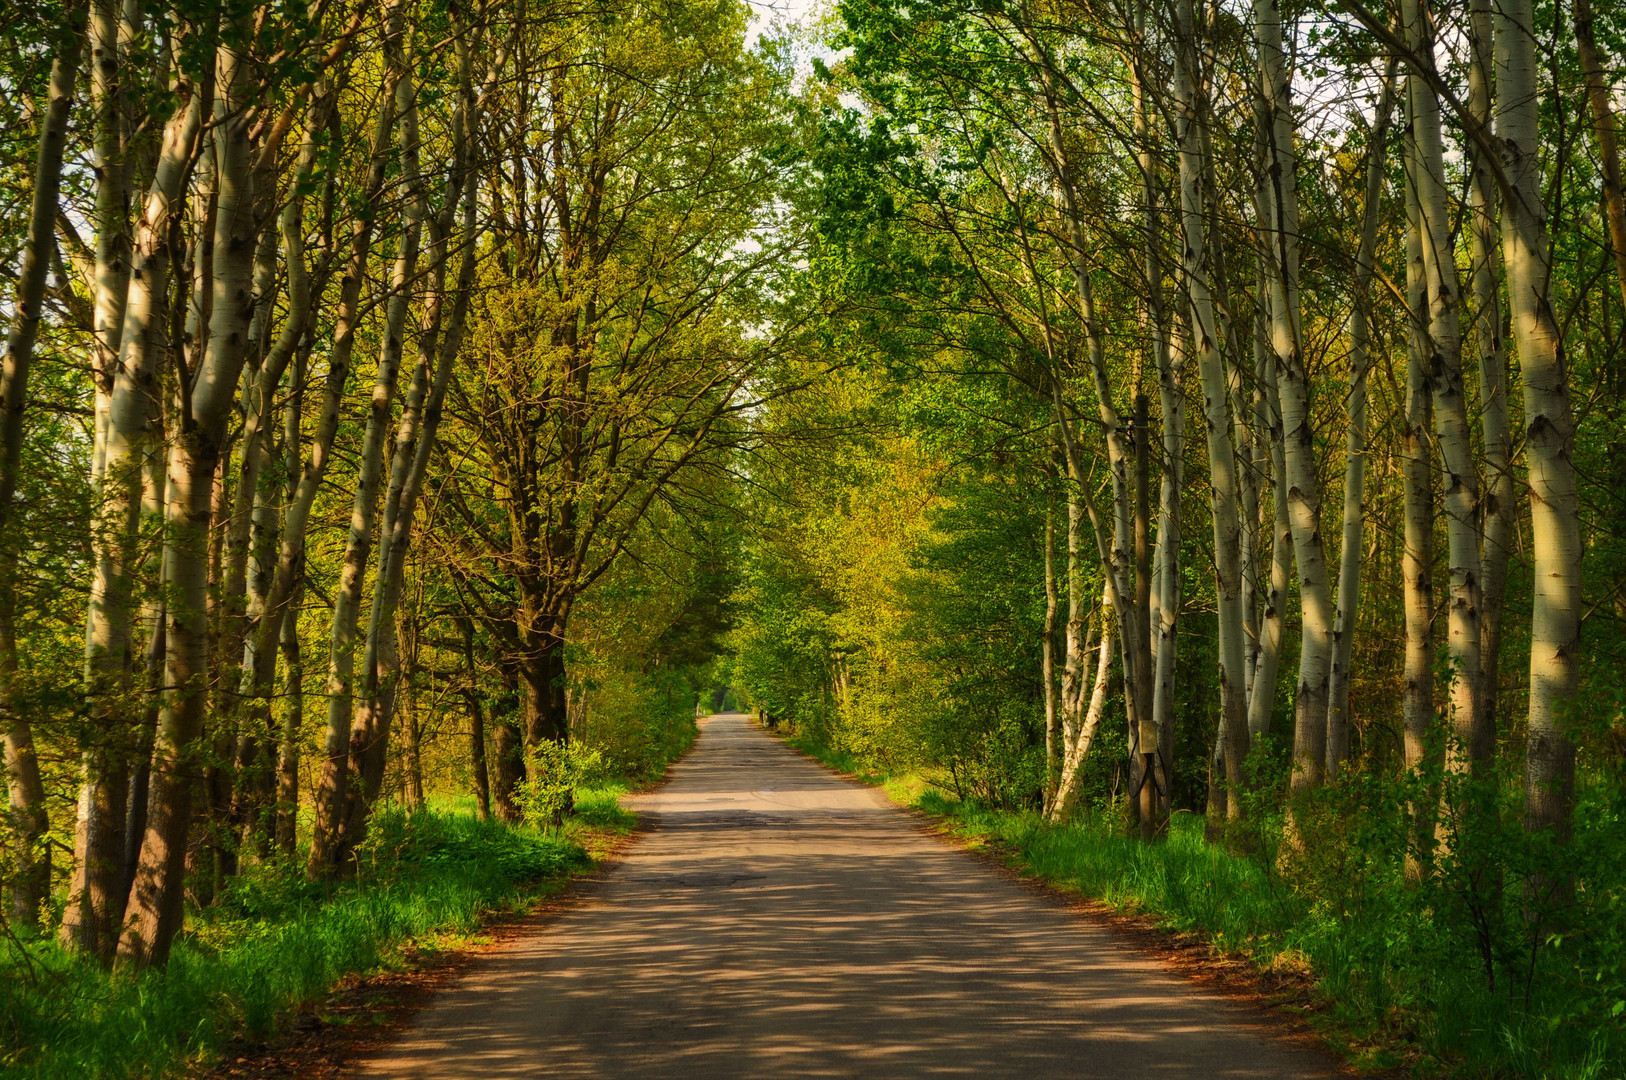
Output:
(514, 741), (605, 829)
(0, 809), (589, 1080)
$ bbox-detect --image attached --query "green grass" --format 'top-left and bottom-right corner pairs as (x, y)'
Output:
(0, 803), (609, 1080)
(911, 797), (1626, 1079)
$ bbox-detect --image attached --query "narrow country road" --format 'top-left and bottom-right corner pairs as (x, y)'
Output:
(359, 713), (1340, 1079)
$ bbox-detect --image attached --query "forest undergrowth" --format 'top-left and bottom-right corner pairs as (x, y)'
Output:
(782, 728), (1626, 1080)
(0, 786), (637, 1080)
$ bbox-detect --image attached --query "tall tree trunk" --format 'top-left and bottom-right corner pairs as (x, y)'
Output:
(302, 60), (404, 876)
(1496, 0), (1581, 846)
(1406, 0), (1482, 778)
(119, 34), (259, 967)
(1150, 314), (1184, 821)
(1035, 48), (1148, 780)
(1248, 279), (1292, 743)
(1257, 0), (1334, 793)
(460, 615), (492, 822)
(1573, 0), (1626, 315)
(313, 4), (423, 874)
(86, 0), (134, 488)
(69, 78), (205, 958)
(345, 79), (478, 849)
(1042, 496), (1059, 812)
(1, 7), (84, 932)
(1327, 66), (1397, 774)
(1470, 0), (1513, 761)
(1402, 125), (1438, 876)
(1176, 0), (1249, 825)
(274, 579), (303, 858)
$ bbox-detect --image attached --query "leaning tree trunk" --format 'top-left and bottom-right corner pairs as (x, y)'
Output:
(1, 9), (83, 932)
(1050, 587), (1113, 825)
(1326, 65), (1396, 774)
(119, 35), (260, 968)
(1496, 0), (1582, 847)
(1257, 0), (1334, 793)
(1176, 0), (1249, 824)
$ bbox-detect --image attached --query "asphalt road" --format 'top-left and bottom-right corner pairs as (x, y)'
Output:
(358, 712), (1340, 1079)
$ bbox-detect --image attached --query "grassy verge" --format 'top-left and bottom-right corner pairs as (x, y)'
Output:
(0, 789), (637, 1080)
(777, 726), (1622, 1079)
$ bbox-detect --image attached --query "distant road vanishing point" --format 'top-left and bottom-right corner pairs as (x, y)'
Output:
(358, 712), (1342, 1079)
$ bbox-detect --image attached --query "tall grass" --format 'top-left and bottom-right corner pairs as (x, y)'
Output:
(0, 808), (591, 1080)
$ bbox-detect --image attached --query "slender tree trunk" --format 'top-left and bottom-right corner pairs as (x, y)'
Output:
(1042, 497), (1059, 812)
(1327, 66), (1397, 775)
(1050, 588), (1113, 824)
(1060, 490), (1086, 756)
(1151, 300), (1185, 824)
(1470, 0), (1513, 762)
(1402, 127), (1438, 876)
(275, 579), (303, 858)
(121, 434), (167, 913)
(86, 0), (133, 489)
(1, 7), (83, 933)
(1257, 0), (1334, 793)
(1573, 0), (1626, 315)
(1036, 49), (1147, 781)
(344, 59), (478, 850)
(460, 616), (492, 822)
(302, 64), (403, 875)
(1496, 0), (1581, 846)
(1177, 0), (1249, 825)
(1248, 279), (1291, 743)
(1406, 0), (1482, 777)
(313, 7), (422, 874)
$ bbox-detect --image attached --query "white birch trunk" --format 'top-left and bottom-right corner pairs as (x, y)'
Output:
(1495, 0), (1582, 842)
(1256, 0), (1334, 791)
(1401, 126), (1437, 786)
(1469, 0), (1513, 763)
(1405, 0), (1481, 774)
(1177, 0), (1249, 820)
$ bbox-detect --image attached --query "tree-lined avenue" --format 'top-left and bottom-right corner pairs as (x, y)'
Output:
(359, 714), (1338, 1079)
